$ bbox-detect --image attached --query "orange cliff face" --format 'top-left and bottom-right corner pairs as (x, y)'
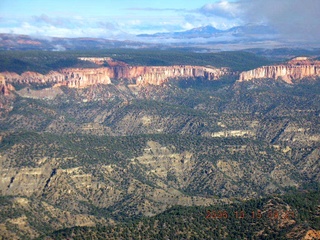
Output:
(59, 68), (112, 88)
(0, 62), (233, 91)
(0, 69), (112, 89)
(0, 74), (15, 96)
(238, 57), (320, 84)
(134, 66), (231, 85)
(302, 230), (320, 240)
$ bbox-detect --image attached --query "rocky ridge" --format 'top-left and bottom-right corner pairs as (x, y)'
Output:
(239, 57), (320, 83)
(0, 74), (15, 96)
(0, 58), (232, 91)
(1, 56), (318, 94)
(0, 58), (319, 238)
(0, 69), (112, 89)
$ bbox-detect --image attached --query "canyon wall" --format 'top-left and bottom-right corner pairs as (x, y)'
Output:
(58, 68), (112, 88)
(134, 66), (230, 85)
(2, 56), (319, 95)
(110, 65), (231, 85)
(0, 64), (232, 91)
(0, 69), (112, 89)
(239, 57), (320, 83)
(0, 74), (15, 96)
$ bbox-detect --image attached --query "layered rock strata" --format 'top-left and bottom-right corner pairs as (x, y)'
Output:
(0, 65), (231, 91)
(0, 74), (15, 96)
(0, 69), (112, 89)
(109, 65), (231, 85)
(135, 66), (230, 85)
(239, 57), (320, 83)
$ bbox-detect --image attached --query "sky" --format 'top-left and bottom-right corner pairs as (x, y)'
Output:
(0, 0), (319, 43)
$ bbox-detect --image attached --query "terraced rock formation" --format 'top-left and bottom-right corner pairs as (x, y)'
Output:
(239, 57), (320, 83)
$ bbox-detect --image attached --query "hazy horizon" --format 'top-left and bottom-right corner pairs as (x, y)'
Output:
(1, 0), (319, 45)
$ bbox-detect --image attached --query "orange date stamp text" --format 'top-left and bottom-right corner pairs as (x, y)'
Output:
(205, 209), (295, 220)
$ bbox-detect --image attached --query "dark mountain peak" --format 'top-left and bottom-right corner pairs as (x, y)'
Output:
(137, 24), (278, 40)
(137, 25), (223, 39)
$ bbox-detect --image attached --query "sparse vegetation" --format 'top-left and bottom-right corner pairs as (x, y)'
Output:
(42, 190), (320, 239)
(0, 50), (319, 239)
(0, 49), (272, 74)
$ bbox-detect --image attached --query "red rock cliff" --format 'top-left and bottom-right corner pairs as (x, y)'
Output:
(0, 74), (15, 95)
(134, 66), (230, 85)
(1, 69), (112, 89)
(239, 57), (320, 84)
(110, 65), (231, 85)
(58, 68), (112, 88)
(0, 61), (232, 89)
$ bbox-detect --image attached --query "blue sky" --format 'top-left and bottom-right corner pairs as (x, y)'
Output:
(0, 0), (242, 38)
(0, 0), (319, 42)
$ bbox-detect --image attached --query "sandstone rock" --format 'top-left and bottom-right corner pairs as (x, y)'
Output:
(0, 62), (232, 90)
(239, 57), (320, 83)
(302, 229), (320, 240)
(134, 65), (231, 85)
(59, 68), (112, 88)
(0, 74), (15, 95)
(1, 71), (20, 80)
(79, 57), (128, 67)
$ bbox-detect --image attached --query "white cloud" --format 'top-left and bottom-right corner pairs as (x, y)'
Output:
(1, 0), (319, 44)
(199, 1), (241, 19)
(182, 22), (196, 30)
(0, 23), (126, 39)
(196, 0), (320, 42)
(32, 14), (67, 27)
(0, 15), (133, 39)
(240, 0), (320, 41)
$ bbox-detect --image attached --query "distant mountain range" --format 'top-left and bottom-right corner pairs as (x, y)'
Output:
(138, 24), (277, 39)
(1, 24), (318, 51)
(0, 33), (152, 51)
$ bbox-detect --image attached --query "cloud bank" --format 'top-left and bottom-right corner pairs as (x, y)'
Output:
(198, 0), (320, 42)
(242, 0), (320, 42)
(200, 1), (241, 19)
(0, 0), (319, 44)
